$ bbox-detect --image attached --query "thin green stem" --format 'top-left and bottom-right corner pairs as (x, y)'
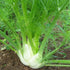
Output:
(45, 64), (70, 67)
(46, 60), (70, 64)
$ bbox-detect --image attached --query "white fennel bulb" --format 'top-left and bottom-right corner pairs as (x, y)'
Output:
(17, 44), (44, 69)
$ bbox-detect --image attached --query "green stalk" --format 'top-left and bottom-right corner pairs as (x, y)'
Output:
(21, 0), (28, 24)
(46, 60), (70, 64)
(45, 64), (70, 67)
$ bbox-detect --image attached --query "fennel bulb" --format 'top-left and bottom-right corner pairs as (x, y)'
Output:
(18, 44), (44, 69)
